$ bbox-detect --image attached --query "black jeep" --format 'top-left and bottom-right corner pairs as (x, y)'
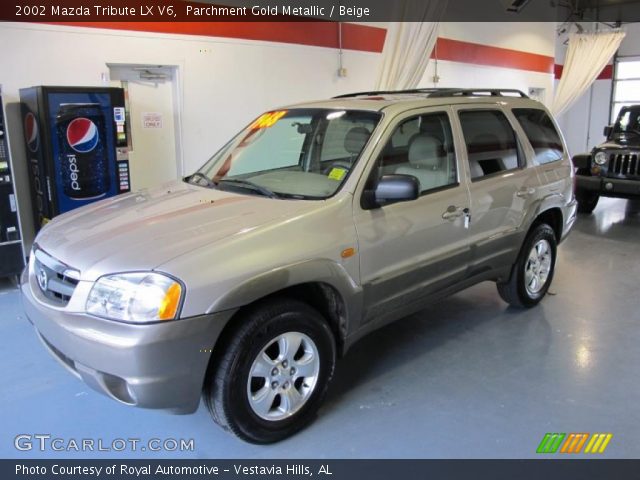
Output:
(574, 105), (640, 213)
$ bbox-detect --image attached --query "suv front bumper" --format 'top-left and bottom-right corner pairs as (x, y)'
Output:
(576, 174), (640, 197)
(21, 271), (233, 414)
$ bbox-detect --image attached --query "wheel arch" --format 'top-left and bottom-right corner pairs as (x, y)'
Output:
(207, 259), (363, 356)
(530, 206), (563, 242)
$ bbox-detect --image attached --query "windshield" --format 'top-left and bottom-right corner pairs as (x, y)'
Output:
(613, 107), (640, 137)
(189, 108), (381, 199)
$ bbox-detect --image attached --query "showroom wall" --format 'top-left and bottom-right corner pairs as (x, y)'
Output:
(0, 20), (557, 249)
(421, 22), (556, 101)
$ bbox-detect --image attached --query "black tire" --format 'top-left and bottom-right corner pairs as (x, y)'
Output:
(575, 168), (599, 214)
(204, 298), (336, 444)
(576, 189), (599, 214)
(497, 223), (557, 308)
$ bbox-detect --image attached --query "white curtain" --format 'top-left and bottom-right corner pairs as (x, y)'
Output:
(552, 31), (626, 117)
(374, 1), (448, 90)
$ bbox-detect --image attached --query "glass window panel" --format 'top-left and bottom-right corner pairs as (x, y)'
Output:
(459, 110), (521, 180)
(614, 80), (640, 102)
(512, 108), (564, 165)
(616, 60), (640, 79)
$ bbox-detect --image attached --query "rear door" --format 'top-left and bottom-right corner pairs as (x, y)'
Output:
(453, 106), (539, 275)
(511, 107), (572, 209)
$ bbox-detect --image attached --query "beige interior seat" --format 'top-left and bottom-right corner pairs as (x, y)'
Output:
(396, 134), (449, 191)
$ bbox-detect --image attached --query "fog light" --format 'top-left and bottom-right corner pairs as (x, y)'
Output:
(605, 182), (613, 191)
(591, 165), (601, 175)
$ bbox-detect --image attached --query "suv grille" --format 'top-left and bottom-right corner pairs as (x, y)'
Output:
(608, 152), (640, 179)
(33, 248), (80, 306)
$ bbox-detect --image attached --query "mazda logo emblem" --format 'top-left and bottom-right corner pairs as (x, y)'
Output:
(37, 268), (48, 292)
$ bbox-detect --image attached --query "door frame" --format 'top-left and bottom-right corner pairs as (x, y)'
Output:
(106, 62), (185, 180)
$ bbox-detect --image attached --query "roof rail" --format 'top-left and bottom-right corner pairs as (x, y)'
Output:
(332, 88), (443, 99)
(426, 88), (529, 98)
(332, 88), (529, 99)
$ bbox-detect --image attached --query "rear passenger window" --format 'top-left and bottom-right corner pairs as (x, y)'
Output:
(459, 110), (522, 180)
(512, 108), (564, 165)
(376, 112), (457, 194)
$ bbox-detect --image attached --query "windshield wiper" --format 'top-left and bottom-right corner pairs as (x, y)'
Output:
(187, 172), (215, 188)
(217, 178), (280, 199)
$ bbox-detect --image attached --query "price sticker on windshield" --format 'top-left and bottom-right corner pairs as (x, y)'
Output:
(328, 168), (347, 181)
(250, 111), (287, 129)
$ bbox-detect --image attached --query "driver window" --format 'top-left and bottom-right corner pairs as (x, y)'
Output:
(377, 112), (457, 194)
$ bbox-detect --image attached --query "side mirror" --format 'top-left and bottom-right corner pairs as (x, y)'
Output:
(363, 174), (419, 209)
(604, 125), (613, 137)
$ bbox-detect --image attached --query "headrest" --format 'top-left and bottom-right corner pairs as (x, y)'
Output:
(344, 126), (371, 155)
(408, 134), (444, 168)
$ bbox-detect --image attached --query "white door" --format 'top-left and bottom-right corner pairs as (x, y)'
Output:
(108, 65), (182, 191)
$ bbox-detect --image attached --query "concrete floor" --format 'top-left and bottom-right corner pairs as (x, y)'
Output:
(1, 197), (639, 459)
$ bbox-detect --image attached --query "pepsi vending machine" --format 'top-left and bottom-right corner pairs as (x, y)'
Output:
(19, 86), (131, 231)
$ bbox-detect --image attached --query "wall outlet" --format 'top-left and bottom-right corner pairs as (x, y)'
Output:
(338, 68), (348, 77)
(432, 74), (440, 83)
(199, 47), (212, 54)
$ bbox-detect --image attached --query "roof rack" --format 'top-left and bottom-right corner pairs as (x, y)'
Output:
(332, 88), (442, 98)
(332, 88), (529, 99)
(427, 88), (528, 98)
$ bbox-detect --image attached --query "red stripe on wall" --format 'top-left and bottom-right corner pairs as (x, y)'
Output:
(47, 21), (386, 52)
(42, 22), (558, 75)
(433, 37), (554, 74)
(554, 63), (613, 80)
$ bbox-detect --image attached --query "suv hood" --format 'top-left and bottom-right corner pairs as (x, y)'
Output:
(35, 181), (316, 281)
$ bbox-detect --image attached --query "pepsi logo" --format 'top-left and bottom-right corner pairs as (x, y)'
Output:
(24, 112), (39, 153)
(67, 117), (99, 153)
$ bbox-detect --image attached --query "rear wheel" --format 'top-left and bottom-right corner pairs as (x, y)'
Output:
(497, 223), (557, 308)
(204, 298), (336, 444)
(575, 168), (599, 214)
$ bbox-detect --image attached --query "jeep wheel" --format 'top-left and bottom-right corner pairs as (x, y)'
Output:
(204, 298), (336, 444)
(497, 223), (557, 308)
(576, 189), (599, 214)
(575, 168), (599, 214)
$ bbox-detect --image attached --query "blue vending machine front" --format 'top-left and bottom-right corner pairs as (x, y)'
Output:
(19, 86), (131, 231)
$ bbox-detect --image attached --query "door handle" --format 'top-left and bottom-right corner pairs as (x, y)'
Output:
(516, 187), (536, 198)
(442, 206), (467, 220)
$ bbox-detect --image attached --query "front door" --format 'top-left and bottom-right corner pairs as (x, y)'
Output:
(353, 108), (472, 326)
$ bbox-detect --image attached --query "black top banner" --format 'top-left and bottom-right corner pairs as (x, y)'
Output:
(5, 0), (640, 22)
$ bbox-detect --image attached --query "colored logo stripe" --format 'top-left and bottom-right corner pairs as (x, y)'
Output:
(584, 433), (613, 454)
(537, 433), (613, 454)
(560, 433), (589, 453)
(536, 433), (566, 453)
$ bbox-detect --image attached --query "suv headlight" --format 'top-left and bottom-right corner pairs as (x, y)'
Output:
(594, 152), (608, 165)
(86, 272), (183, 323)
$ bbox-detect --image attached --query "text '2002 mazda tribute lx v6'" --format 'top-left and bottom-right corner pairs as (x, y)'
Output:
(22, 89), (576, 443)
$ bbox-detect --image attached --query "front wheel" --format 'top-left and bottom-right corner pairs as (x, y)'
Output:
(497, 223), (557, 308)
(204, 299), (336, 444)
(576, 188), (599, 214)
(575, 168), (599, 214)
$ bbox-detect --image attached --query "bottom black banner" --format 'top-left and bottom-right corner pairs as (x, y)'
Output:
(3, 459), (640, 480)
